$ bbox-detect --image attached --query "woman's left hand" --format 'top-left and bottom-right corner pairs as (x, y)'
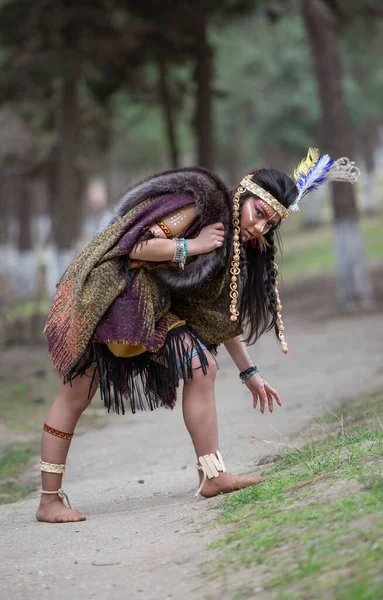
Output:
(244, 373), (282, 413)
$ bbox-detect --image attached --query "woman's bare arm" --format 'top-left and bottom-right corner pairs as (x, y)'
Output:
(129, 204), (225, 261)
(129, 204), (198, 261)
(223, 336), (254, 372)
(129, 237), (201, 261)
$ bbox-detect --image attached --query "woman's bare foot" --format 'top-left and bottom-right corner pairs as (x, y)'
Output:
(199, 471), (265, 498)
(36, 497), (86, 523)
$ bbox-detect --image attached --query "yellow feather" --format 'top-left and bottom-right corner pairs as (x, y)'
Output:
(294, 147), (319, 181)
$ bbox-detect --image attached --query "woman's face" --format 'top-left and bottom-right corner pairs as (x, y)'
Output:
(240, 196), (281, 242)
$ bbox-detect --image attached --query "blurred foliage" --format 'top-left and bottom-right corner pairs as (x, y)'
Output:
(281, 213), (383, 277)
(213, 12), (319, 174)
(0, 1), (382, 178)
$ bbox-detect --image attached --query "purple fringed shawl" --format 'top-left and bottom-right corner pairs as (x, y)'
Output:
(44, 194), (195, 378)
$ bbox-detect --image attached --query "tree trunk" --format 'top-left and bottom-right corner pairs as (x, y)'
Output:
(0, 176), (9, 245)
(15, 176), (33, 252)
(51, 72), (83, 251)
(226, 111), (242, 185)
(157, 54), (179, 168)
(361, 120), (378, 216)
(104, 114), (114, 207)
(303, 186), (325, 229)
(193, 18), (214, 170)
(302, 0), (373, 308)
(7, 174), (36, 299)
(49, 72), (84, 286)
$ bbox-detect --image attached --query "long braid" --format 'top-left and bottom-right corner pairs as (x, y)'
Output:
(264, 231), (289, 353)
(264, 232), (278, 331)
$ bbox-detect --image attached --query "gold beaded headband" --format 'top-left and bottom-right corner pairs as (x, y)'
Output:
(240, 176), (291, 220)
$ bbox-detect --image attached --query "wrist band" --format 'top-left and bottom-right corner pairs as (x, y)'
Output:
(172, 238), (188, 270)
(239, 366), (259, 383)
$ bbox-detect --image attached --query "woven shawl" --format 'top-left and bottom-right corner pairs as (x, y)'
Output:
(45, 194), (196, 378)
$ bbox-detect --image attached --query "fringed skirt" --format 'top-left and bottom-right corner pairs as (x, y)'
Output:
(65, 325), (216, 414)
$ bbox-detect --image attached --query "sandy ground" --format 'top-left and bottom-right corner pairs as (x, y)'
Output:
(1, 276), (383, 600)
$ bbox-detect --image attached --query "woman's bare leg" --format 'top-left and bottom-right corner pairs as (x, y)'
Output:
(36, 370), (98, 523)
(182, 351), (264, 497)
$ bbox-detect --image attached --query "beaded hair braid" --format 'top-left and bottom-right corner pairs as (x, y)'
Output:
(263, 232), (289, 354)
(230, 183), (289, 353)
(229, 185), (243, 321)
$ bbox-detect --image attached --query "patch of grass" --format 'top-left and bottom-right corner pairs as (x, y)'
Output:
(317, 388), (383, 426)
(281, 214), (383, 278)
(0, 442), (40, 504)
(206, 389), (383, 599)
(0, 380), (51, 431)
(2, 299), (50, 320)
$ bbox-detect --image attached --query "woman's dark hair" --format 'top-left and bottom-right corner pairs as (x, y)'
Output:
(235, 168), (298, 345)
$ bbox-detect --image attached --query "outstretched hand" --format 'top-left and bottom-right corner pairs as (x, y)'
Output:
(244, 373), (282, 413)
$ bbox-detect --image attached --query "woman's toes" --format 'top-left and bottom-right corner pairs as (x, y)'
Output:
(36, 501), (86, 523)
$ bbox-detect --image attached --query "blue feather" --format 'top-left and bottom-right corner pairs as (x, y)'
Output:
(292, 154), (334, 208)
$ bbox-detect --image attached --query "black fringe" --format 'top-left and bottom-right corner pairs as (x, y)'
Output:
(65, 325), (215, 414)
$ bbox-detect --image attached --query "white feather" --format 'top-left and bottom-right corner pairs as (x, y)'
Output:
(291, 154), (333, 207)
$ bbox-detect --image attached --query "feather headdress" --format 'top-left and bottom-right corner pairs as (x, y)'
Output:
(290, 147), (360, 212)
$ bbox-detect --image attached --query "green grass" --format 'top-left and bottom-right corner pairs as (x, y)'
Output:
(205, 390), (383, 599)
(2, 299), (50, 321)
(0, 442), (40, 504)
(281, 214), (383, 278)
(0, 380), (52, 432)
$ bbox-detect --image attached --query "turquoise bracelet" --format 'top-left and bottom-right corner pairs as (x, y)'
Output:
(173, 238), (188, 270)
(239, 366), (259, 383)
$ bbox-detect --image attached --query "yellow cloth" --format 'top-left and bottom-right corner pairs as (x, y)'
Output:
(107, 320), (186, 358)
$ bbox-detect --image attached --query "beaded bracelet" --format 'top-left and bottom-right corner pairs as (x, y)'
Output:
(172, 238), (188, 270)
(239, 366), (259, 383)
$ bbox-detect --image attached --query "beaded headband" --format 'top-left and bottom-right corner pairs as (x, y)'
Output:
(240, 176), (291, 220)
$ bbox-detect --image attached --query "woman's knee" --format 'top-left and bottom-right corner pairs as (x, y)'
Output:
(191, 351), (217, 382)
(59, 369), (99, 414)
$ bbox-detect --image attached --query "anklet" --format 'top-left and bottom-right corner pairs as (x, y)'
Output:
(43, 423), (74, 440)
(39, 460), (66, 474)
(41, 488), (72, 509)
(195, 450), (226, 497)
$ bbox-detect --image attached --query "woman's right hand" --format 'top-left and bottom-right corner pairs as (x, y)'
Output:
(188, 223), (225, 255)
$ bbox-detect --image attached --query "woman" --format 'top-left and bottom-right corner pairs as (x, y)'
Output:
(37, 149), (359, 523)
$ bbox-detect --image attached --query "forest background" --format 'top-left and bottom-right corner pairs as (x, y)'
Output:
(0, 0), (383, 342)
(1, 4), (383, 595)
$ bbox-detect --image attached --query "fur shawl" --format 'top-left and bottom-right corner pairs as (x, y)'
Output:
(110, 167), (233, 291)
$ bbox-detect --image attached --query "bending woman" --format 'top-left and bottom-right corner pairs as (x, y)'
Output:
(37, 150), (359, 522)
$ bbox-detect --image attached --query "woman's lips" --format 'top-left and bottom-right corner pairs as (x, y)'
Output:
(242, 230), (258, 241)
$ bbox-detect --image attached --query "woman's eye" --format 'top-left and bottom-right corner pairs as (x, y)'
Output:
(256, 209), (263, 217)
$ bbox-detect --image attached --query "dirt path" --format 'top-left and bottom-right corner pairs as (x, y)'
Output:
(1, 283), (382, 600)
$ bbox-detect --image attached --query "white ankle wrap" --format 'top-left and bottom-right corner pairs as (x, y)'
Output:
(41, 488), (72, 509)
(195, 450), (226, 496)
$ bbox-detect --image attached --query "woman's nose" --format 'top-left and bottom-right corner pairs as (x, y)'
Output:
(254, 221), (266, 234)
